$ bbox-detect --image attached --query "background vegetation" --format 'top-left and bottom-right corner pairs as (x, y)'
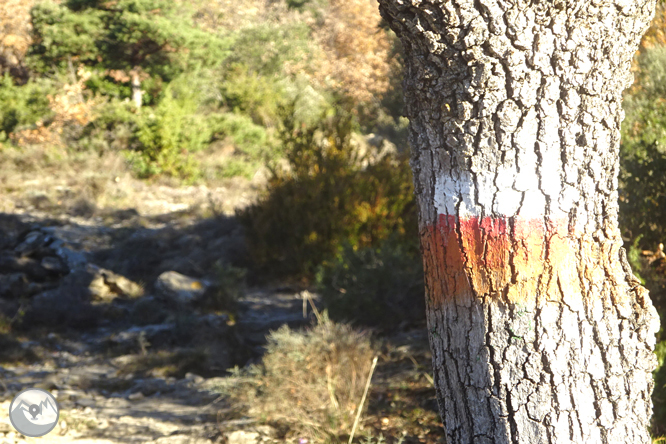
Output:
(4, 0), (666, 441)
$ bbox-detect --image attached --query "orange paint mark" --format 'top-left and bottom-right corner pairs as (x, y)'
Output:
(421, 215), (596, 304)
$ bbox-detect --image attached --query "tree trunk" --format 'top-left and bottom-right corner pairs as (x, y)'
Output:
(377, 1), (661, 442)
(131, 68), (142, 109)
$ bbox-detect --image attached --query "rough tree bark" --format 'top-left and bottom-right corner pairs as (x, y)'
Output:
(377, 0), (661, 443)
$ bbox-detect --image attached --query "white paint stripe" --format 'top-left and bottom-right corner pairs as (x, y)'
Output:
(434, 170), (581, 221)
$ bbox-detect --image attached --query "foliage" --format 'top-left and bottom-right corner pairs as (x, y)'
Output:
(224, 22), (313, 78)
(0, 0), (400, 183)
(316, 237), (424, 330)
(620, 43), (666, 250)
(123, 77), (206, 179)
(619, 140), (666, 248)
(207, 109), (273, 158)
(0, 0), (34, 79)
(0, 74), (54, 137)
(28, 0), (231, 80)
(200, 261), (247, 312)
(218, 313), (377, 441)
(310, 0), (395, 108)
(238, 106), (417, 280)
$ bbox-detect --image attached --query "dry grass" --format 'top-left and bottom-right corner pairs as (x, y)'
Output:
(218, 312), (377, 442)
(0, 142), (259, 220)
(210, 323), (446, 444)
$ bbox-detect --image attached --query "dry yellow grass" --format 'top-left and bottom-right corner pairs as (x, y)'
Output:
(218, 313), (377, 442)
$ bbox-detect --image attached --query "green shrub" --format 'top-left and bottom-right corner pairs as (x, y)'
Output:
(216, 21), (324, 127)
(620, 46), (666, 248)
(238, 106), (417, 280)
(199, 261), (246, 313)
(88, 75), (208, 180)
(219, 64), (289, 128)
(207, 112), (272, 159)
(28, 0), (232, 79)
(224, 22), (314, 78)
(0, 74), (55, 136)
(216, 313), (377, 441)
(317, 237), (424, 329)
(619, 141), (666, 249)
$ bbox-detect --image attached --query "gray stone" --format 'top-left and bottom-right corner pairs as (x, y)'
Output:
(14, 231), (47, 256)
(67, 264), (143, 302)
(55, 246), (87, 270)
(107, 323), (175, 353)
(226, 430), (261, 444)
(155, 271), (209, 304)
(41, 256), (68, 274)
(0, 256), (48, 280)
(152, 436), (212, 444)
(0, 272), (28, 298)
(100, 268), (143, 298)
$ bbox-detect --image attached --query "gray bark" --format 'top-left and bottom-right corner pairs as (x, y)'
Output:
(377, 0), (661, 443)
(131, 68), (143, 109)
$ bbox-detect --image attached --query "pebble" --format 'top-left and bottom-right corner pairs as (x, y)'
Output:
(128, 392), (144, 401)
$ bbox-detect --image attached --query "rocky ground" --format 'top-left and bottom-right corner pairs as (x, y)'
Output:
(0, 151), (444, 444)
(0, 171), (325, 444)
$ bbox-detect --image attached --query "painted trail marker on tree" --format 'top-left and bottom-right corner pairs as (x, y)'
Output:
(378, 0), (662, 442)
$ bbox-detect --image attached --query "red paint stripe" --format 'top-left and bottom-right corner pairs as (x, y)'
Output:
(421, 215), (577, 304)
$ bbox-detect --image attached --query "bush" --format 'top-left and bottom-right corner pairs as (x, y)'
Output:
(238, 106), (417, 280)
(620, 45), (666, 248)
(619, 141), (666, 248)
(28, 0), (232, 79)
(206, 112), (273, 160)
(198, 261), (246, 313)
(0, 74), (55, 137)
(317, 237), (424, 329)
(223, 22), (314, 78)
(219, 313), (377, 441)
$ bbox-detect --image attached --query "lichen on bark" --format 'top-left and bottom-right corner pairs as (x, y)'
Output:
(378, 0), (662, 442)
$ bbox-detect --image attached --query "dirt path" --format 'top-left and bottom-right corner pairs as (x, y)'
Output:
(0, 170), (317, 444)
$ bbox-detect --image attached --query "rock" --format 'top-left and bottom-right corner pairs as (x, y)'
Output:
(14, 230), (47, 257)
(22, 283), (101, 329)
(56, 390), (80, 402)
(254, 425), (276, 438)
(251, 166), (270, 187)
(40, 256), (69, 274)
(54, 246), (87, 270)
(226, 430), (261, 444)
(106, 323), (175, 353)
(128, 391), (144, 401)
(131, 378), (171, 397)
(152, 436), (212, 444)
(155, 271), (209, 304)
(100, 269), (143, 298)
(184, 373), (204, 384)
(76, 397), (96, 408)
(0, 273), (28, 298)
(65, 264), (143, 302)
(0, 255), (49, 280)
(199, 313), (230, 329)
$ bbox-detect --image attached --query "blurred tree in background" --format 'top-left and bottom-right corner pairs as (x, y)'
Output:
(0, 0), (33, 81)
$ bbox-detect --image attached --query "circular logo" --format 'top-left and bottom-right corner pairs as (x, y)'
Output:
(8, 388), (60, 437)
